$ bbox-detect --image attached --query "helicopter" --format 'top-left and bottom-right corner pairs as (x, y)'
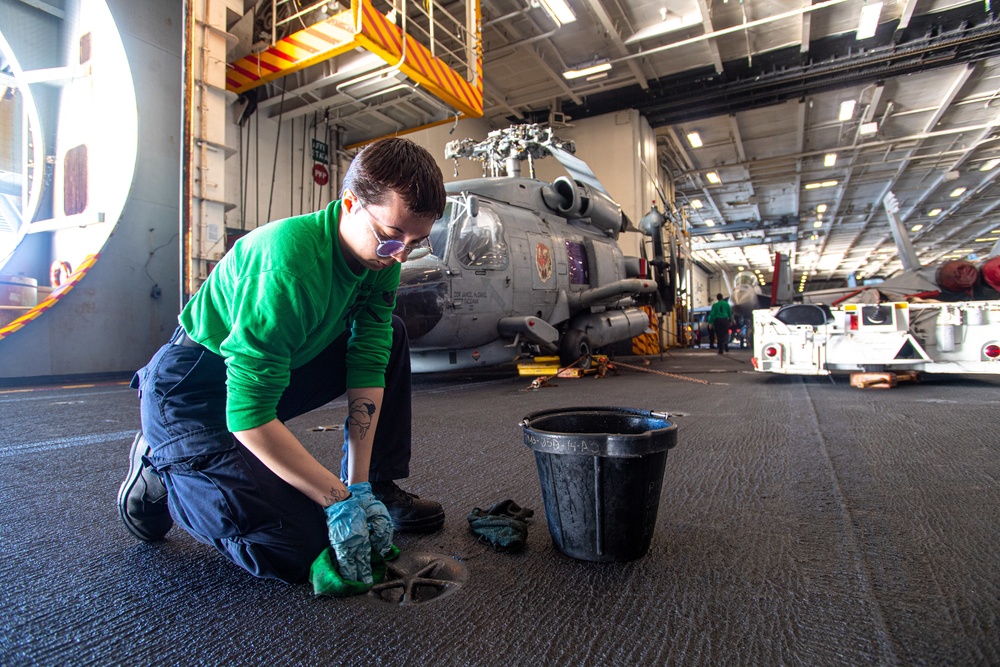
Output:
(393, 124), (661, 373)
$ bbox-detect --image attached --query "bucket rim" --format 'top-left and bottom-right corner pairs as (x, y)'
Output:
(520, 406), (677, 457)
(519, 406), (671, 430)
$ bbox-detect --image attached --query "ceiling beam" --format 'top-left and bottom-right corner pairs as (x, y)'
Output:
(895, 0), (921, 32)
(727, 114), (762, 223)
(800, 0), (813, 56)
(689, 218), (800, 236)
(579, 0), (650, 89)
(482, 78), (524, 119)
(562, 7), (1000, 127)
(850, 64), (977, 276)
(13, 0), (64, 19)
(694, 233), (798, 249)
(610, 0), (851, 67)
(693, 0), (724, 74)
(663, 127), (728, 230)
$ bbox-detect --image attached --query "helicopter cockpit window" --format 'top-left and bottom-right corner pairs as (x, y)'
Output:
(455, 204), (508, 269)
(566, 241), (589, 285)
(427, 205), (454, 260)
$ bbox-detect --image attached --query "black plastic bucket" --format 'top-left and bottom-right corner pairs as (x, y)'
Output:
(521, 407), (678, 562)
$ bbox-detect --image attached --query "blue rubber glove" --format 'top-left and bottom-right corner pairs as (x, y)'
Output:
(324, 495), (372, 584)
(347, 482), (394, 557)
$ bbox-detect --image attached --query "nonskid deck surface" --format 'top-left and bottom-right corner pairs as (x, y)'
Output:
(3, 350), (999, 666)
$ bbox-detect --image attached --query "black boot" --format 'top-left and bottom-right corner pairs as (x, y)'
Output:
(118, 432), (173, 541)
(370, 480), (445, 533)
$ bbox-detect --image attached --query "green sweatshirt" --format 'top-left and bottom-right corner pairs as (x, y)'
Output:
(179, 200), (400, 432)
(709, 299), (732, 324)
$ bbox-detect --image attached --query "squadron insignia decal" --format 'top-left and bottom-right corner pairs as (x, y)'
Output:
(535, 243), (553, 282)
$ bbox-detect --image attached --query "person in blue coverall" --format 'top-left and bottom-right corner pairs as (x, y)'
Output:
(118, 137), (447, 587)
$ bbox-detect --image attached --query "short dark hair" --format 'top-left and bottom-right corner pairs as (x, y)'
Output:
(717, 293), (724, 301)
(342, 137), (446, 218)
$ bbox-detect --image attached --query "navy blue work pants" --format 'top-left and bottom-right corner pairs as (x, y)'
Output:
(133, 315), (412, 583)
(714, 318), (731, 353)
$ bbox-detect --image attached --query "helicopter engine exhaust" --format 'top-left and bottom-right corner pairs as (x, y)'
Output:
(542, 176), (626, 237)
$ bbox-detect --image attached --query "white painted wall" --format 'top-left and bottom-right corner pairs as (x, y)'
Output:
(691, 263), (713, 308)
(223, 115), (494, 233)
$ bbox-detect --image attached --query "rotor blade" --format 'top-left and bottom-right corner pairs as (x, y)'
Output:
(548, 146), (610, 196)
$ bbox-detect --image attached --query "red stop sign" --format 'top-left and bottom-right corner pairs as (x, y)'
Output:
(312, 163), (330, 186)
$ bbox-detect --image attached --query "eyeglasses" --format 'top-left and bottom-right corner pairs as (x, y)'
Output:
(358, 203), (432, 259)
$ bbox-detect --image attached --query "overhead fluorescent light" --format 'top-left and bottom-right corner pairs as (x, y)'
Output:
(859, 122), (878, 136)
(562, 60), (610, 80)
(824, 153), (837, 167)
(950, 187), (967, 197)
(805, 182), (822, 190)
(687, 132), (703, 148)
(980, 158), (1000, 172)
(691, 199), (703, 209)
(839, 100), (856, 122)
(706, 171), (721, 184)
(813, 220), (823, 228)
(821, 180), (838, 188)
(816, 204), (828, 213)
(585, 72), (609, 82)
(928, 208), (942, 216)
(975, 238), (995, 242)
(911, 224), (923, 232)
(705, 219), (715, 226)
(537, 0), (576, 27)
(856, 1), (883, 40)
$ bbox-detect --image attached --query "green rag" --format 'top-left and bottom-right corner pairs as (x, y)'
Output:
(310, 544), (401, 597)
(467, 510), (529, 553)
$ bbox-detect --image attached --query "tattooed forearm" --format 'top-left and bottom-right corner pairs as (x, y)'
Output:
(322, 486), (351, 506)
(348, 397), (377, 439)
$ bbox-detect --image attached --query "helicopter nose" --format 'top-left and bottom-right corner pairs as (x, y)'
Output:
(395, 263), (447, 341)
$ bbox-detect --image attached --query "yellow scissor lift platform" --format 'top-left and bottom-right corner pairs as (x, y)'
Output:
(225, 0), (482, 123)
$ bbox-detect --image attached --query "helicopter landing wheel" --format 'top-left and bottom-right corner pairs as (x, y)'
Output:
(560, 329), (592, 369)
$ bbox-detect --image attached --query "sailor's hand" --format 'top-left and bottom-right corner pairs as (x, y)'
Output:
(323, 495), (372, 584)
(347, 482), (394, 558)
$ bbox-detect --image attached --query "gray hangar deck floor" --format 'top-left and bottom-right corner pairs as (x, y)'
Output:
(2, 349), (998, 666)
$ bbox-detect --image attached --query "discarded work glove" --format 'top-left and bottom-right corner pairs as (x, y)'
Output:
(467, 499), (535, 553)
(347, 482), (394, 558)
(324, 495), (372, 584)
(310, 544), (401, 597)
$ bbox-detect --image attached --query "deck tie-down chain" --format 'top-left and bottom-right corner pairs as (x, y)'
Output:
(609, 359), (711, 385)
(527, 357), (711, 388)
